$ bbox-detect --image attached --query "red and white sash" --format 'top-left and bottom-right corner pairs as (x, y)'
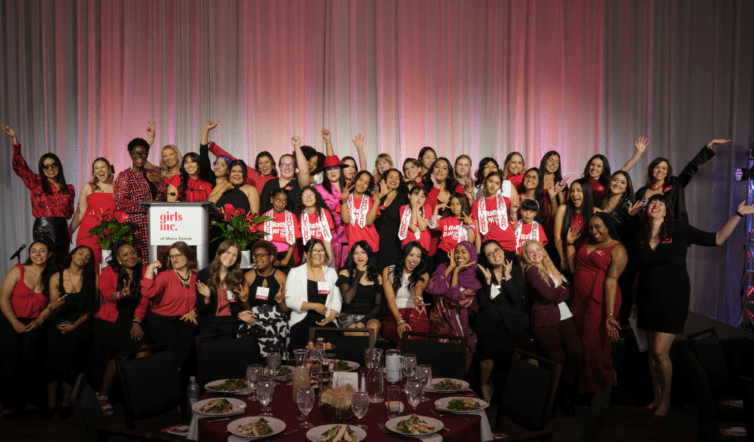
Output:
(478, 194), (509, 236)
(263, 210), (296, 245)
(301, 210), (332, 243)
(398, 206), (423, 241)
(347, 195), (369, 228)
(515, 221), (540, 250)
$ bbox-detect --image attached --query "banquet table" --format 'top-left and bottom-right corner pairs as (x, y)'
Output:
(193, 376), (493, 442)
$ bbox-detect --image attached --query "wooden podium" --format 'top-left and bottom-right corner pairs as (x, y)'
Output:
(139, 202), (218, 269)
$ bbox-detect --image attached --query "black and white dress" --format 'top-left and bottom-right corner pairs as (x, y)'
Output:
(236, 271), (289, 357)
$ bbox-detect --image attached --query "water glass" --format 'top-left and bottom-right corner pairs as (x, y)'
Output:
(405, 378), (424, 418)
(297, 387), (315, 428)
(246, 364), (264, 402)
(365, 348), (383, 369)
(402, 354), (417, 381)
(385, 349), (402, 384)
(386, 385), (401, 418)
(416, 365), (432, 402)
(351, 391), (369, 429)
(257, 377), (274, 416)
(267, 352), (282, 384)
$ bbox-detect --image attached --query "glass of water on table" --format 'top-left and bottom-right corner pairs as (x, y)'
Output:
(257, 377), (274, 416)
(416, 365), (432, 402)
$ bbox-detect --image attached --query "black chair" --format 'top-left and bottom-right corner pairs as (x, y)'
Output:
(195, 328), (259, 388)
(684, 350), (751, 442)
(70, 373), (180, 442)
(308, 327), (374, 363)
(116, 343), (184, 431)
(494, 349), (561, 440)
(577, 380), (613, 442)
(400, 332), (467, 379)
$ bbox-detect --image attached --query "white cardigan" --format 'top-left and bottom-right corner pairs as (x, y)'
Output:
(285, 264), (342, 329)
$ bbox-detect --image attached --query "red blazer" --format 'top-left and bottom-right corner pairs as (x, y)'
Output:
(524, 266), (571, 327)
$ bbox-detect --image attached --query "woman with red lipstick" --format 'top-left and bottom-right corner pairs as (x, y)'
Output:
(634, 139), (730, 224)
(166, 153), (212, 202)
(195, 240), (245, 336)
(553, 179), (597, 273)
(580, 137), (647, 205)
(423, 158), (466, 269)
(629, 194), (754, 421)
(567, 212), (626, 395)
(337, 241), (383, 343)
(382, 242), (430, 348)
(113, 138), (167, 264)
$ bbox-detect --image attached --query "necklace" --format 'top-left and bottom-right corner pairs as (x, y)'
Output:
(66, 270), (83, 293)
(649, 183), (663, 191)
(175, 269), (191, 288)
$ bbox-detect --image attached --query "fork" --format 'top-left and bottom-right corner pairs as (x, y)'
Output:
(378, 423), (406, 441)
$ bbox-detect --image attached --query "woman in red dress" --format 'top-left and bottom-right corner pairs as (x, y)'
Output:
(553, 179), (597, 273)
(165, 152), (213, 202)
(566, 212), (627, 394)
(68, 158), (116, 272)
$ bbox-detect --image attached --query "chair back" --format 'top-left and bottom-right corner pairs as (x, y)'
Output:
(684, 350), (719, 442)
(308, 327), (374, 362)
(71, 373), (108, 442)
(686, 327), (728, 391)
(499, 349), (561, 430)
(116, 343), (183, 430)
(401, 332), (467, 379)
(196, 329), (259, 387)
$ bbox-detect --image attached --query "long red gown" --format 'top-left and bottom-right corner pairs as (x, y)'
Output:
(572, 242), (621, 393)
(76, 185), (116, 273)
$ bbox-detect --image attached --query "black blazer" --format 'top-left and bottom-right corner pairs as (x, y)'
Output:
(475, 265), (529, 337)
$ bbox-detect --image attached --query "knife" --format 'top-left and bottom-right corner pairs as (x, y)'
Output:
(430, 408), (470, 421)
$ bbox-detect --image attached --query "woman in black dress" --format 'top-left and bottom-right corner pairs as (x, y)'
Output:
(337, 241), (383, 344)
(196, 240), (244, 337)
(208, 160), (259, 258)
(43, 246), (98, 420)
(629, 194), (754, 421)
(238, 240), (290, 358)
(476, 240), (532, 402)
(374, 169), (408, 271)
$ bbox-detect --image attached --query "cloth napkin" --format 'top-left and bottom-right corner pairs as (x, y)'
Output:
(472, 410), (494, 441)
(187, 413), (200, 441)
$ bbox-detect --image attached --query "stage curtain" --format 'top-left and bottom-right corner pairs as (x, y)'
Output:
(1, 0), (752, 326)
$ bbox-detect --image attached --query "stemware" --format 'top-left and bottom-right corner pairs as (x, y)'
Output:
(267, 351), (282, 384)
(246, 364), (264, 402)
(416, 365), (432, 402)
(257, 377), (274, 416)
(351, 391), (370, 429)
(402, 354), (417, 387)
(296, 387), (315, 428)
(405, 378), (424, 418)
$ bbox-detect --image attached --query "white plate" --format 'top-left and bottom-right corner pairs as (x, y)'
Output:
(427, 378), (470, 393)
(306, 424), (367, 442)
(265, 365), (294, 381)
(334, 360), (360, 372)
(227, 416), (286, 439)
(434, 396), (489, 414)
(385, 415), (444, 437)
(204, 378), (250, 395)
(192, 397), (247, 416)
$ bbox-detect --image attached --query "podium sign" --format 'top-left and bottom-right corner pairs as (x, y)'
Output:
(139, 202), (218, 269)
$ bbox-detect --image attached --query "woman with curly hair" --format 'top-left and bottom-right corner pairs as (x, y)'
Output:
(295, 186), (335, 267)
(196, 240), (245, 336)
(337, 241), (383, 343)
(166, 152), (213, 202)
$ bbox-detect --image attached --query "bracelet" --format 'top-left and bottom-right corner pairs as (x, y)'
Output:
(133, 318), (142, 324)
(736, 210), (745, 218)
(567, 243), (575, 246)
(397, 320), (407, 325)
(505, 275), (512, 281)
(608, 313), (614, 317)
(339, 199), (347, 205)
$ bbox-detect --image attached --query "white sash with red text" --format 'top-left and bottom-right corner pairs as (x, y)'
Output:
(347, 195), (369, 228)
(301, 210), (332, 243)
(478, 194), (509, 236)
(398, 206), (423, 241)
(263, 210), (296, 245)
(515, 221), (540, 250)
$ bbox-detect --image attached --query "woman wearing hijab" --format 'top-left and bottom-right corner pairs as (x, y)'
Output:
(426, 241), (480, 373)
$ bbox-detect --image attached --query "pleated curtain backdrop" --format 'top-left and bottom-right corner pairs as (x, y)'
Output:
(1, 0), (753, 325)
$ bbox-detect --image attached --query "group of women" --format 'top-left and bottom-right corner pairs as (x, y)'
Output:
(2, 121), (749, 423)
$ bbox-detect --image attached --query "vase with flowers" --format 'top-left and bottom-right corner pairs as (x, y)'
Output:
(212, 204), (270, 268)
(87, 209), (137, 266)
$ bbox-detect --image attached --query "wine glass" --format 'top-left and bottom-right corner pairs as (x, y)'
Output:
(296, 386), (315, 428)
(416, 365), (432, 402)
(351, 391), (369, 429)
(267, 351), (282, 384)
(257, 377), (274, 416)
(307, 349), (322, 393)
(405, 378), (424, 418)
(246, 364), (264, 402)
(402, 354), (417, 388)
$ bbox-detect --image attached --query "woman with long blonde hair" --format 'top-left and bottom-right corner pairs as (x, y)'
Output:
(159, 145), (182, 180)
(372, 153), (394, 192)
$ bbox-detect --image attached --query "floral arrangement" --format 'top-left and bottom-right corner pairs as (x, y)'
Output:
(87, 209), (137, 250)
(212, 204), (270, 249)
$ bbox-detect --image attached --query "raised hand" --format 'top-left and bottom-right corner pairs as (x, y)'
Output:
(197, 282), (210, 298)
(566, 226), (582, 243)
(455, 260), (476, 272)
(146, 121), (156, 144)
(462, 213), (474, 225)
(378, 181), (390, 198)
(146, 260), (162, 275)
(707, 139), (732, 148)
(634, 136), (649, 153)
(204, 120), (219, 132)
(478, 264), (492, 283)
(238, 285), (249, 303)
(274, 288), (285, 304)
(291, 135), (301, 148)
(321, 129), (331, 142)
(447, 249), (456, 269)
(49, 294), (68, 311)
(502, 259), (513, 277)
(351, 134), (364, 149)
(736, 201), (754, 216)
(2, 125), (18, 144)
(342, 184), (355, 199)
(627, 200), (644, 216)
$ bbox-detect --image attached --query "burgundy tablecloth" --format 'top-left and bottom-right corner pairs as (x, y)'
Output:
(197, 378), (483, 442)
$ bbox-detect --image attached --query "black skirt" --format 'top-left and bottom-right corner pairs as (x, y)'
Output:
(33, 217), (69, 268)
(94, 316), (151, 357)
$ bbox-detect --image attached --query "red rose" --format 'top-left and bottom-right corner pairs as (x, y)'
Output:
(114, 211), (129, 223)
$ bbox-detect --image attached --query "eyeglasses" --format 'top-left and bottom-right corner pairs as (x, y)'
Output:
(310, 250), (326, 255)
(524, 175), (538, 181)
(252, 253), (270, 260)
(301, 193), (315, 199)
(485, 248), (503, 258)
(168, 254), (184, 260)
(280, 163), (295, 169)
(42, 163), (58, 170)
(130, 151), (148, 158)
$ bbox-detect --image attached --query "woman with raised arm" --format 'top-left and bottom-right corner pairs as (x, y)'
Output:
(198, 121), (231, 188)
(237, 240), (290, 357)
(429, 192), (476, 268)
(113, 137), (168, 264)
(165, 153), (212, 202)
(634, 139), (730, 224)
(42, 246), (98, 420)
(471, 171), (520, 256)
(195, 240), (244, 336)
(476, 240), (531, 401)
(337, 241), (383, 344)
(581, 137), (647, 205)
(566, 212), (626, 395)
(314, 152), (350, 269)
(454, 155), (476, 203)
(344, 133), (369, 186)
(140, 241), (198, 371)
(501, 152), (526, 193)
(93, 241), (151, 416)
(295, 186), (335, 267)
(374, 169), (409, 271)
(382, 242), (431, 347)
(205, 124), (275, 195)
(0, 241), (62, 418)
(291, 135), (324, 187)
(68, 158), (116, 272)
(5, 126), (76, 268)
(629, 194), (754, 421)
(285, 239), (341, 351)
(338, 171), (381, 258)
(553, 179), (597, 273)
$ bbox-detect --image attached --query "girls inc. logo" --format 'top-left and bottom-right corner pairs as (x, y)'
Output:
(160, 211), (183, 231)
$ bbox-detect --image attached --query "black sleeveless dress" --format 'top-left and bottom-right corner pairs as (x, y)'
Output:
(289, 280), (336, 351)
(237, 271), (289, 357)
(210, 185), (253, 258)
(46, 280), (92, 385)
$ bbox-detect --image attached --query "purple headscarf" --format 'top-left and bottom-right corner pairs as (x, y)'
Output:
(435, 241), (481, 291)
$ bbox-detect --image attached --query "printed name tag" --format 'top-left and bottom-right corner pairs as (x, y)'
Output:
(255, 287), (270, 300)
(318, 281), (330, 295)
(285, 186), (293, 190)
(490, 283), (501, 300)
(663, 185), (673, 192)
(226, 290), (235, 301)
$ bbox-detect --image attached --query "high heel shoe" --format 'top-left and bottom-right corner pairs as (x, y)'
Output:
(636, 405), (657, 415)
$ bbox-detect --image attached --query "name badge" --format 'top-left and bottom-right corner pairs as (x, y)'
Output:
(663, 185), (673, 192)
(490, 283), (500, 300)
(255, 287), (270, 300)
(226, 290), (236, 301)
(285, 186), (293, 190)
(318, 281), (330, 295)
